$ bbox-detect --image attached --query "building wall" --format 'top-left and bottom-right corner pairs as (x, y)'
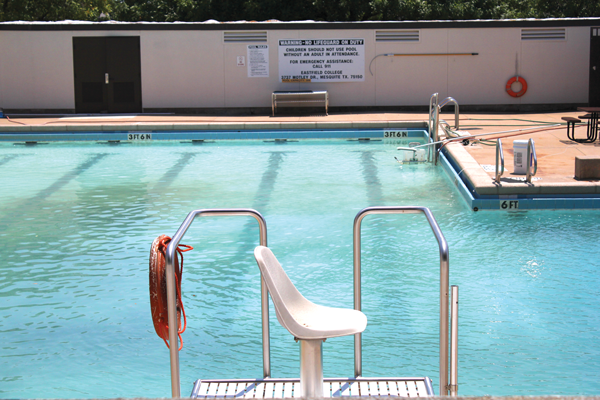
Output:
(0, 21), (594, 112)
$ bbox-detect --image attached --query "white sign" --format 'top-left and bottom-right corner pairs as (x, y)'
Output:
(500, 200), (519, 210)
(128, 133), (152, 141)
(278, 39), (365, 83)
(248, 45), (269, 77)
(384, 130), (409, 138)
(237, 56), (245, 67)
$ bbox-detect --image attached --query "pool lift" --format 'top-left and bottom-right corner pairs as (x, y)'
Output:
(161, 207), (459, 398)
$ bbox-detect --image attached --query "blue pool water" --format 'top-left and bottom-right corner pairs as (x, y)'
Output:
(1, 136), (599, 398)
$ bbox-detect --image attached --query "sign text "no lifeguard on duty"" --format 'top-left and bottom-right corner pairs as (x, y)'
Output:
(278, 39), (365, 83)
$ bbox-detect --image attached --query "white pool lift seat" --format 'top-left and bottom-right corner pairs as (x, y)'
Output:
(254, 246), (367, 340)
(253, 246), (366, 397)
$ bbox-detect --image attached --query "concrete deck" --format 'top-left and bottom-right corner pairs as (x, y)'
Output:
(1, 110), (599, 199)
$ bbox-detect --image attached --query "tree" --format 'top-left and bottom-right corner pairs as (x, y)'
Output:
(1, 0), (598, 23)
(1, 0), (114, 21)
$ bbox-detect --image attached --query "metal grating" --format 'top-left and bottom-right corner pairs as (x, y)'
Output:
(224, 31), (267, 43)
(521, 28), (566, 41)
(191, 377), (434, 398)
(376, 30), (419, 42)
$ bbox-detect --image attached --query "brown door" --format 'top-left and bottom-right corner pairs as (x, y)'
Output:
(591, 27), (600, 106)
(73, 37), (142, 113)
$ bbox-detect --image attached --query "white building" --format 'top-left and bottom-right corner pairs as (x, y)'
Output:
(0, 18), (599, 114)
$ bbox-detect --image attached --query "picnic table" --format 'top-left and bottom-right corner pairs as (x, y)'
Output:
(576, 107), (600, 142)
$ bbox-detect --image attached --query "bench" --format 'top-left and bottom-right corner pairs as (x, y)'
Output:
(562, 116), (592, 143)
(575, 156), (600, 180)
(272, 91), (328, 116)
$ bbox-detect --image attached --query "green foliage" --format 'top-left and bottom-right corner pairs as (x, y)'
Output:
(1, 0), (599, 22)
(1, 0), (115, 21)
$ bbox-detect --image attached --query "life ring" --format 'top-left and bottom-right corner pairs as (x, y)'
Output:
(506, 76), (527, 97)
(149, 234), (193, 350)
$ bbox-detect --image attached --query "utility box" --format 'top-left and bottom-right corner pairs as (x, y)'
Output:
(513, 140), (528, 174)
(575, 156), (600, 180)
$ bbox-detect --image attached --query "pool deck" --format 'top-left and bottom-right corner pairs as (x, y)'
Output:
(2, 110), (600, 207)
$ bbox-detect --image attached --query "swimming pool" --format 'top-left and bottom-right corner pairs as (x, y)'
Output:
(1, 136), (599, 398)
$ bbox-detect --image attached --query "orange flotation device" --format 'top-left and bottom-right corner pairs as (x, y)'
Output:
(149, 235), (193, 350)
(506, 76), (528, 97)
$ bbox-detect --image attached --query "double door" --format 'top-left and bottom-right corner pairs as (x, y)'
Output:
(73, 37), (142, 113)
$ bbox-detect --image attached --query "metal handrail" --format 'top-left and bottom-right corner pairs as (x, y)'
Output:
(438, 97), (460, 130)
(429, 94), (460, 164)
(428, 93), (439, 163)
(429, 93), (440, 142)
(495, 139), (505, 183)
(165, 208), (269, 398)
(526, 138), (537, 183)
(352, 206), (454, 396)
(428, 93), (439, 138)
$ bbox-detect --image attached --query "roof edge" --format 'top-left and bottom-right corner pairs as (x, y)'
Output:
(1, 17), (599, 31)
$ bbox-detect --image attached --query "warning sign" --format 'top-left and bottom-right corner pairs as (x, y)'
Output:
(278, 39), (365, 83)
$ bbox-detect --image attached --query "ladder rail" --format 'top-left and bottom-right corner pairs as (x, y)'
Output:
(165, 208), (269, 398)
(526, 138), (537, 183)
(495, 138), (505, 183)
(428, 93), (439, 163)
(429, 94), (460, 164)
(438, 97), (460, 130)
(352, 206), (454, 396)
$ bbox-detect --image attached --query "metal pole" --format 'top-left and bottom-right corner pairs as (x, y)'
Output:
(165, 208), (269, 398)
(495, 139), (504, 183)
(526, 139), (537, 183)
(428, 93), (439, 163)
(299, 340), (324, 398)
(450, 285), (458, 396)
(353, 206), (450, 394)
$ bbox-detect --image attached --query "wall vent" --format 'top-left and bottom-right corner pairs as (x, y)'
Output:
(376, 30), (419, 42)
(224, 31), (267, 43)
(521, 28), (566, 41)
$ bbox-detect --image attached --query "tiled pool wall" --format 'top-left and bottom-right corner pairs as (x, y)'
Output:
(440, 149), (600, 211)
(0, 128), (427, 142)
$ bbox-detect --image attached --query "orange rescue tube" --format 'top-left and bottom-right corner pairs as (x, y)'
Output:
(149, 234), (192, 350)
(506, 76), (528, 97)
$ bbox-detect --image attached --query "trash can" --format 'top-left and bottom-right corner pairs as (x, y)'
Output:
(513, 140), (528, 175)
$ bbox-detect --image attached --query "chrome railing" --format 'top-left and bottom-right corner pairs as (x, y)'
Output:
(495, 139), (505, 183)
(429, 93), (460, 164)
(165, 209), (269, 398)
(429, 93), (439, 143)
(438, 97), (460, 130)
(352, 206), (457, 396)
(526, 138), (537, 183)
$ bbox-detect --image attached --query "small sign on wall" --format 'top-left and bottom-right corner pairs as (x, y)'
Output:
(237, 56), (245, 67)
(248, 45), (269, 77)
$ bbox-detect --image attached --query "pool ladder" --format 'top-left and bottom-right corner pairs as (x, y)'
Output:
(429, 93), (460, 163)
(494, 138), (537, 183)
(163, 207), (459, 398)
